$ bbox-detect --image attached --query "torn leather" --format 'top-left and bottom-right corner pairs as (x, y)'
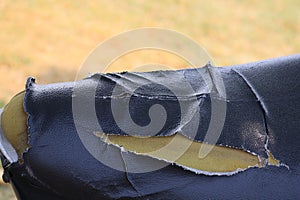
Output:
(1, 54), (300, 199)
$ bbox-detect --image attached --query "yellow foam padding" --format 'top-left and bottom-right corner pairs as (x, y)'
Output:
(267, 151), (280, 166)
(102, 133), (262, 173)
(1, 91), (28, 159)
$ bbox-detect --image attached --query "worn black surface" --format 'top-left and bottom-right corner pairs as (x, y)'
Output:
(1, 54), (300, 199)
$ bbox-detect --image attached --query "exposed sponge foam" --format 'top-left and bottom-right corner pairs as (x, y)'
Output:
(1, 91), (28, 159)
(100, 133), (262, 173)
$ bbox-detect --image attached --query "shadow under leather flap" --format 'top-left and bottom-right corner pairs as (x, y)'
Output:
(1, 55), (300, 199)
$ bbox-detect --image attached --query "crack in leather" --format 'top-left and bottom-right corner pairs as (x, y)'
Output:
(231, 69), (270, 161)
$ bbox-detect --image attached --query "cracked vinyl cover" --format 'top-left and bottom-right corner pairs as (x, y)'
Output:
(0, 54), (299, 199)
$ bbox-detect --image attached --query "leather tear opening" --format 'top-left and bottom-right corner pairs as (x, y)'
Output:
(94, 131), (281, 175)
(1, 91), (28, 162)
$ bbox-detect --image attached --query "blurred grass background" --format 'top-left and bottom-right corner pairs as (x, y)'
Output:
(0, 0), (299, 199)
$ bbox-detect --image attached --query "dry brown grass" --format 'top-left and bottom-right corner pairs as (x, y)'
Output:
(0, 0), (299, 102)
(0, 0), (299, 198)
